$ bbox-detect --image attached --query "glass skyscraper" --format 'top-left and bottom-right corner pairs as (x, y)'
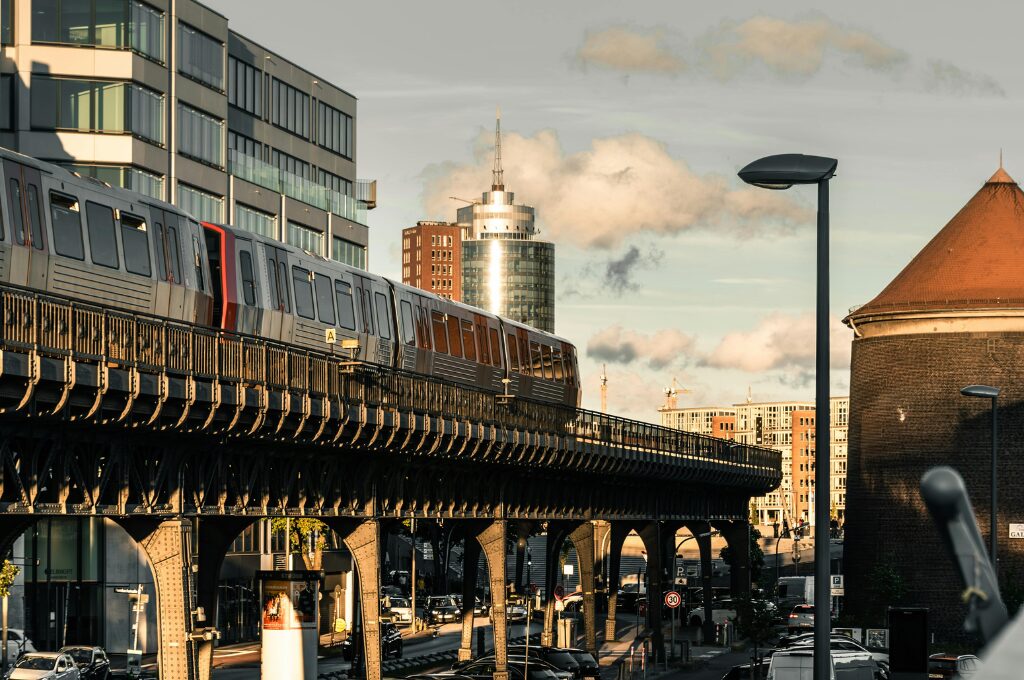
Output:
(457, 113), (555, 332)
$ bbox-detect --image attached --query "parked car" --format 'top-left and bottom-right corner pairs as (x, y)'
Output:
(721, 659), (770, 680)
(386, 596), (414, 625)
(426, 596), (462, 625)
(451, 658), (560, 680)
(341, 621), (403, 660)
(451, 595), (490, 617)
(787, 604), (815, 634)
(928, 653), (982, 679)
(502, 596), (528, 623)
(775, 633), (889, 668)
(7, 652), (80, 680)
(687, 599), (738, 628)
(767, 649), (886, 680)
(563, 649), (599, 680)
(4, 630), (35, 665)
(507, 646), (582, 680)
(58, 647), (110, 680)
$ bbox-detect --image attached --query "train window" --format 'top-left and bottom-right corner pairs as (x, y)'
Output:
(8, 180), (24, 244)
(375, 292), (391, 340)
(417, 307), (432, 350)
(266, 257), (281, 310)
(430, 311), (448, 354)
(278, 260), (290, 313)
(541, 345), (554, 380)
(475, 322), (488, 364)
(400, 301), (415, 346)
(154, 222), (167, 280)
(27, 185), (44, 251)
(334, 281), (356, 330)
(120, 214), (151, 276)
(530, 341), (542, 377)
(85, 202), (118, 269)
(239, 251), (257, 306)
(192, 233), (205, 291)
(166, 224), (182, 283)
(489, 328), (501, 367)
(506, 333), (519, 372)
(552, 348), (564, 382)
(446, 315), (462, 358)
(360, 288), (374, 334)
(460, 320), (476, 361)
(292, 266), (315, 320)
(315, 274), (335, 325)
(49, 192), (84, 260)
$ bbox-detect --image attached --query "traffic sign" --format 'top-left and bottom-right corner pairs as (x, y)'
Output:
(664, 591), (682, 609)
(553, 585), (565, 602)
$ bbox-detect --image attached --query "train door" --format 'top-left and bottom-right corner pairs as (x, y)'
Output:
(234, 237), (260, 335)
(3, 160), (48, 290)
(263, 245), (292, 343)
(149, 208), (185, 319)
(351, 275), (376, 363)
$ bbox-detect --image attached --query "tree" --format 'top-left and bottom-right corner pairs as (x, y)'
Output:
(863, 559), (906, 626)
(0, 561), (17, 598)
(732, 595), (775, 680)
(270, 518), (328, 571)
(720, 527), (766, 588)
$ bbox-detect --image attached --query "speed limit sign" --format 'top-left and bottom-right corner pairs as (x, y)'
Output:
(664, 591), (681, 609)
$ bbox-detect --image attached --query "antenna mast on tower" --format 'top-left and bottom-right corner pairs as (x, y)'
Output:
(492, 107), (504, 191)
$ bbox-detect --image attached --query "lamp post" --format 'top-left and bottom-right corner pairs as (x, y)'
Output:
(740, 153), (837, 680)
(960, 384), (1001, 570)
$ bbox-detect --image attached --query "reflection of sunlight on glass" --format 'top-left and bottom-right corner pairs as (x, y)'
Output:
(488, 238), (503, 313)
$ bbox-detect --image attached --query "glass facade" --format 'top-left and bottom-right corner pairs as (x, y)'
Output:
(31, 0), (163, 61)
(30, 77), (163, 144)
(178, 22), (224, 91)
(316, 101), (352, 157)
(271, 77), (309, 139)
(63, 163), (164, 200)
(287, 221), (322, 255)
(228, 131), (260, 158)
(272, 148), (309, 179)
(1, 0), (12, 44)
(177, 104), (223, 167)
(235, 203), (276, 238)
(177, 183), (223, 223)
(319, 168), (351, 196)
(332, 236), (365, 269)
(0, 75), (11, 130)
(228, 56), (262, 117)
(462, 239), (555, 332)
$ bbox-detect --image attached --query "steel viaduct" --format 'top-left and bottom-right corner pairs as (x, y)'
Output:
(0, 283), (781, 680)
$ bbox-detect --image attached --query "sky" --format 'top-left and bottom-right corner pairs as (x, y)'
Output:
(209, 0), (1020, 421)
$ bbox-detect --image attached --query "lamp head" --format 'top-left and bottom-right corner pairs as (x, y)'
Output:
(960, 385), (1000, 399)
(738, 154), (838, 189)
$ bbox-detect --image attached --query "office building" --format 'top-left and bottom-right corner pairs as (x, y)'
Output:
(402, 221), (462, 300)
(658, 405), (736, 438)
(457, 112), (555, 332)
(0, 0), (373, 268)
(844, 166), (1024, 639)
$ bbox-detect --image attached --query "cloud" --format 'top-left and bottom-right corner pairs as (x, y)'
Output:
(603, 246), (663, 294)
(705, 312), (852, 374)
(576, 27), (685, 74)
(700, 16), (907, 80)
(923, 59), (1005, 97)
(586, 325), (698, 370)
(421, 129), (811, 249)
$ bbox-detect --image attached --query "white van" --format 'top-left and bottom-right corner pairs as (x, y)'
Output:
(767, 649), (884, 680)
(776, 576), (814, 611)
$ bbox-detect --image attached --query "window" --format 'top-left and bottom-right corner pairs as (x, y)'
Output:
(332, 236), (365, 269)
(460, 320), (476, 361)
(178, 23), (223, 90)
(239, 250), (257, 305)
(416, 307), (431, 349)
(27, 186), (43, 250)
(31, 0), (163, 59)
(50, 192), (83, 259)
(552, 347), (564, 382)
(272, 149), (310, 180)
(430, 311), (448, 354)
(165, 222), (181, 283)
(129, 1), (162, 61)
(271, 78), (309, 138)
(228, 56), (262, 116)
(375, 292), (391, 340)
(318, 169), (352, 196)
(315, 274), (335, 325)
(489, 328), (501, 367)
(1, 0), (11, 44)
(9, 180), (22, 244)
(334, 281), (355, 330)
(120, 213), (150, 276)
(176, 184), (223, 223)
(476, 324), (490, 365)
(400, 301), (415, 346)
(287, 221), (322, 255)
(223, 203), (271, 238)
(177, 104), (223, 167)
(530, 342), (543, 377)
(85, 202), (118, 268)
(316, 101), (352, 157)
(360, 288), (373, 334)
(444, 313), (460, 356)
(277, 260), (290, 312)
(0, 75), (12, 130)
(228, 131), (261, 159)
(506, 333), (519, 372)
(31, 78), (163, 143)
(291, 267), (314, 319)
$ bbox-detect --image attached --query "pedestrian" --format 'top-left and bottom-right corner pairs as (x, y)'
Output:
(782, 518), (790, 537)
(772, 521), (779, 538)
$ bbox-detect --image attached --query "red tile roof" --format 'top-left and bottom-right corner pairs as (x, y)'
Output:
(850, 167), (1024, 318)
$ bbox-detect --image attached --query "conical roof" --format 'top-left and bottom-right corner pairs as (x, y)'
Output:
(850, 166), (1024, 319)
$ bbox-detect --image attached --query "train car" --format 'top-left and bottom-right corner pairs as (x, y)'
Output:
(0, 147), (213, 324)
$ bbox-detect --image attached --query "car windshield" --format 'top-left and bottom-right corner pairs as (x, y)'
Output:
(390, 598), (410, 608)
(16, 657), (56, 670)
(570, 652), (597, 665)
(66, 649), (93, 663)
(545, 652), (578, 667)
(929, 659), (958, 670)
(427, 597), (452, 607)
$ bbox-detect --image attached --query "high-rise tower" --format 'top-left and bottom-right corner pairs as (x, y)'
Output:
(458, 111), (556, 332)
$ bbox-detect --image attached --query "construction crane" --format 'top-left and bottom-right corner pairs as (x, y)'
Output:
(662, 377), (692, 411)
(449, 196), (481, 205)
(600, 364), (608, 414)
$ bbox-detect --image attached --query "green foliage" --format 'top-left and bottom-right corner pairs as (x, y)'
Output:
(732, 594), (776, 645)
(720, 526), (766, 587)
(270, 517), (328, 570)
(0, 561), (18, 598)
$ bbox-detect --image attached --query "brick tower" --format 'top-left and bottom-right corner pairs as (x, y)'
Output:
(843, 166), (1024, 640)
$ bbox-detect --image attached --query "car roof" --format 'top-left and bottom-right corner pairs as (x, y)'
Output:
(23, 652), (63, 658)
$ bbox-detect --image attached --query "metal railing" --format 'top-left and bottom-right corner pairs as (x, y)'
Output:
(0, 283), (781, 482)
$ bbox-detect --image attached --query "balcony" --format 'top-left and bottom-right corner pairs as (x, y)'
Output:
(355, 179), (377, 209)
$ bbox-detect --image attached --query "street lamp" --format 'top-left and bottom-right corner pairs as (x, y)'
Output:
(960, 384), (1001, 569)
(740, 153), (837, 680)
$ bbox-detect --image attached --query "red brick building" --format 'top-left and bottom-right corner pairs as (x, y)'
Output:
(401, 221), (462, 300)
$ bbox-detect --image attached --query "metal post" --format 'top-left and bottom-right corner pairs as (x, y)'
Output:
(991, 396), (998, 572)
(1, 594), (7, 673)
(525, 593), (530, 679)
(411, 518), (417, 630)
(813, 178), (831, 680)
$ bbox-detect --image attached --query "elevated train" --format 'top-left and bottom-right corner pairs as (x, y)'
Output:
(0, 147), (580, 408)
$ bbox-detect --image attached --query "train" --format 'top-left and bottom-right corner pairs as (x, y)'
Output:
(0, 146), (581, 408)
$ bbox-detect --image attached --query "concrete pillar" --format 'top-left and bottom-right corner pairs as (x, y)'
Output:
(638, 523), (665, 662)
(687, 521), (716, 644)
(568, 523), (598, 656)
(718, 521), (751, 600)
(475, 520), (509, 680)
(119, 518), (198, 680)
(326, 520), (382, 680)
(458, 536), (482, 661)
(603, 522), (630, 643)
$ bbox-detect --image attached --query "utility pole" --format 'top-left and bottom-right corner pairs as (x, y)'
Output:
(411, 518), (417, 631)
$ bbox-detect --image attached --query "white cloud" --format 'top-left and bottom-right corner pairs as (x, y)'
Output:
(923, 59), (1005, 97)
(421, 129), (811, 249)
(586, 325), (698, 370)
(576, 27), (685, 74)
(706, 312), (852, 373)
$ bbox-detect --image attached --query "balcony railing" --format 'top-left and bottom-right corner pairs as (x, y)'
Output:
(228, 150), (367, 225)
(355, 179), (377, 209)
